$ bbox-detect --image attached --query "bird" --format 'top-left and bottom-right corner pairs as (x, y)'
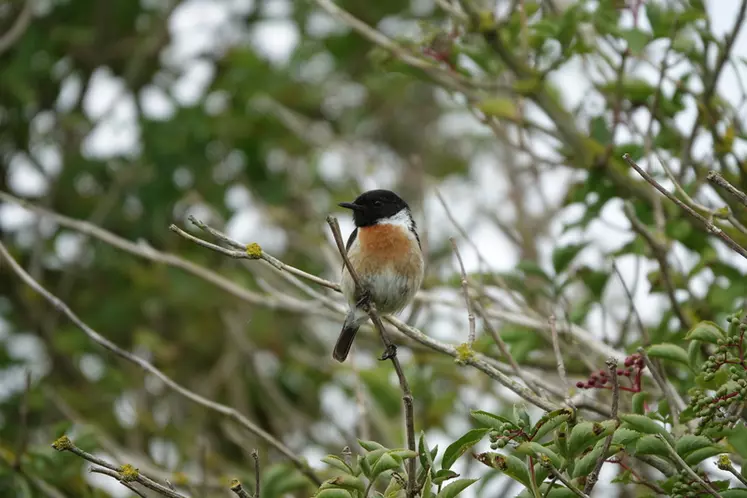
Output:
(333, 189), (425, 362)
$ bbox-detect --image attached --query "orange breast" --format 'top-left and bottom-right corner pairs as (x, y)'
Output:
(358, 224), (411, 257)
(354, 224), (420, 276)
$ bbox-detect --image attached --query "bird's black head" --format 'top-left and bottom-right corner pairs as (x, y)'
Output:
(338, 189), (410, 227)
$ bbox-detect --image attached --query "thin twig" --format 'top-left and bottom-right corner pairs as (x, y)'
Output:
(449, 238), (476, 347)
(623, 153), (747, 260)
(622, 201), (691, 330)
(660, 435), (722, 498)
(0, 192), (608, 408)
(187, 215), (340, 291)
(546, 466), (589, 498)
(549, 316), (572, 406)
(637, 347), (682, 426)
(473, 300), (546, 398)
(252, 449), (260, 498)
(230, 479), (253, 498)
(0, 0), (33, 56)
(583, 358), (619, 494)
(326, 215), (417, 498)
(611, 261), (649, 345)
(0, 243), (322, 486)
(51, 437), (185, 498)
(89, 468), (148, 498)
(707, 170), (747, 209)
(718, 456), (747, 487)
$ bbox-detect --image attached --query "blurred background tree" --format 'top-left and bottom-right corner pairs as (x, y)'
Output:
(2, 0), (747, 496)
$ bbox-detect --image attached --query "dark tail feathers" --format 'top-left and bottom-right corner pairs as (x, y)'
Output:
(333, 323), (360, 362)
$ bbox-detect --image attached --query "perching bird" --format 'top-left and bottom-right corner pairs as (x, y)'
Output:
(333, 189), (425, 362)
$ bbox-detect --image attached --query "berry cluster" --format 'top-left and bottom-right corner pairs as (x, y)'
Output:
(488, 424), (528, 450)
(687, 313), (747, 436)
(702, 316), (747, 381)
(575, 354), (645, 392)
(670, 469), (714, 498)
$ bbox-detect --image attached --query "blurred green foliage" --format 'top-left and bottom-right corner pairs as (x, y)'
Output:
(2, 0), (747, 496)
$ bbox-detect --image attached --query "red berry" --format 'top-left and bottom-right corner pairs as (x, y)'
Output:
(576, 381), (585, 388)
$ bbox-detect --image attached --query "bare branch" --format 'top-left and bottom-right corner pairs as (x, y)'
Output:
(187, 215), (340, 291)
(545, 465), (589, 498)
(326, 215), (417, 497)
(0, 0), (33, 56)
(637, 347), (684, 426)
(230, 479), (253, 498)
(707, 170), (747, 209)
(623, 153), (747, 260)
(0, 242), (322, 485)
(449, 238), (476, 347)
(622, 201), (691, 330)
(51, 436), (185, 498)
(473, 300), (546, 399)
(584, 358), (619, 494)
(89, 468), (148, 498)
(549, 315), (572, 406)
(252, 449), (260, 498)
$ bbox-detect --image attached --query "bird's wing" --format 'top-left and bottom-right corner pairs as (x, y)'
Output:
(345, 227), (358, 254)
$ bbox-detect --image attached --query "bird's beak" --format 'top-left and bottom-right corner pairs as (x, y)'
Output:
(338, 202), (363, 212)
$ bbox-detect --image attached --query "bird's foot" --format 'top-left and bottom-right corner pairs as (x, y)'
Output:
(356, 289), (372, 310)
(379, 344), (397, 361)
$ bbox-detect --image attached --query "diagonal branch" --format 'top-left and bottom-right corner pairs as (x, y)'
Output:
(623, 154), (747, 260)
(325, 216), (417, 498)
(0, 242), (322, 486)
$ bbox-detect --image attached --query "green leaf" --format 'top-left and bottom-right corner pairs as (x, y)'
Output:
(324, 475), (366, 493)
(590, 116), (611, 144)
(475, 452), (530, 487)
(371, 453), (400, 477)
(547, 487), (580, 498)
(383, 477), (403, 498)
(358, 440), (386, 452)
(322, 455), (354, 475)
(513, 404), (531, 428)
(531, 410), (572, 442)
(552, 243), (587, 274)
(685, 321), (727, 343)
(632, 392), (650, 415)
(722, 489), (747, 498)
(358, 454), (371, 478)
(571, 443), (605, 478)
(619, 414), (674, 445)
(696, 369), (729, 390)
(688, 340), (703, 371)
(515, 442), (562, 469)
(437, 479), (478, 498)
(433, 469), (459, 485)
(477, 98), (517, 119)
(315, 490), (353, 498)
(419, 432), (437, 474)
(684, 446), (725, 465)
(635, 435), (670, 457)
(422, 472), (433, 498)
(619, 28), (652, 54)
(611, 427), (643, 448)
(441, 428), (490, 470)
(567, 421), (614, 457)
(646, 343), (690, 367)
(388, 449), (417, 460)
(727, 426), (747, 459)
(516, 260), (552, 282)
(675, 435), (713, 458)
(470, 410), (513, 431)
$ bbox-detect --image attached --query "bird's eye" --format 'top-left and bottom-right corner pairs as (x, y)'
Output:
(373, 200), (382, 206)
